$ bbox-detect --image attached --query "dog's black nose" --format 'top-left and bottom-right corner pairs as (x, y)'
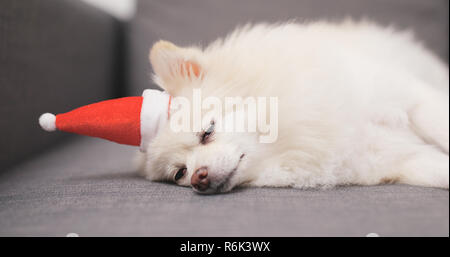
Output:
(191, 167), (209, 191)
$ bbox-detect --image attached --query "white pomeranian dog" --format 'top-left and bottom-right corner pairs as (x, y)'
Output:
(137, 21), (449, 194)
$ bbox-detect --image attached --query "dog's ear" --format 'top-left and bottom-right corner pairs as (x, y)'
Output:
(149, 40), (204, 95)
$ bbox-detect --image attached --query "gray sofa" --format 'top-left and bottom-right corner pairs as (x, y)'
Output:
(0, 0), (448, 236)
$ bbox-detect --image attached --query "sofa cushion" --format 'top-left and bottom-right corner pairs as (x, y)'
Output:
(0, 138), (447, 236)
(0, 0), (124, 171)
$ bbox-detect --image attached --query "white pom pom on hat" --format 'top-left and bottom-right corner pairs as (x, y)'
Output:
(39, 113), (56, 132)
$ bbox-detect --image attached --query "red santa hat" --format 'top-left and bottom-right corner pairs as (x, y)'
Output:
(39, 89), (171, 152)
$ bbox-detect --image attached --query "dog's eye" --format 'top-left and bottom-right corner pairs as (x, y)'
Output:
(174, 167), (186, 181)
(201, 121), (215, 144)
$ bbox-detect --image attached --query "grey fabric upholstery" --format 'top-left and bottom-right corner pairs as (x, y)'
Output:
(0, 138), (448, 236)
(0, 0), (123, 170)
(128, 0), (449, 95)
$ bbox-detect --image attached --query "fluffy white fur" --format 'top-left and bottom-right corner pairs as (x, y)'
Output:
(138, 21), (449, 194)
